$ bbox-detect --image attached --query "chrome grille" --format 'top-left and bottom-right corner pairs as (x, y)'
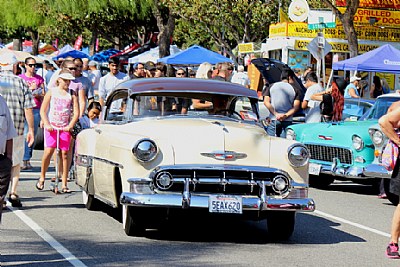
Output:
(151, 168), (280, 196)
(306, 144), (352, 165)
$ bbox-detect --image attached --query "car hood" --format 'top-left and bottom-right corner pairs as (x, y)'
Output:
(117, 118), (272, 166)
(291, 120), (377, 145)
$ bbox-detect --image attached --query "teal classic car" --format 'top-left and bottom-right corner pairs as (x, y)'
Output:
(285, 95), (400, 187)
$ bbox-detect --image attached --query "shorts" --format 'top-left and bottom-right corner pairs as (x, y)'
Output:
(44, 129), (71, 151)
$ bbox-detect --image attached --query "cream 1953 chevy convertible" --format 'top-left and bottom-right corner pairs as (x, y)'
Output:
(74, 78), (315, 239)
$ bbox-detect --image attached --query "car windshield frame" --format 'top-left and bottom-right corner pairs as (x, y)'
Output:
(359, 96), (399, 121)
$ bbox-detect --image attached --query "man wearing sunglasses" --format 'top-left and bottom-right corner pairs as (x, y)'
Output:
(19, 57), (45, 171)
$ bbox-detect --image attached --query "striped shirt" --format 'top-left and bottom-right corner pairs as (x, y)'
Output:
(0, 71), (35, 135)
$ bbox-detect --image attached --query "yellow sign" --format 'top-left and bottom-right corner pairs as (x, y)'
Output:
(376, 73), (395, 91)
(294, 40), (379, 53)
(238, 43), (254, 53)
(338, 7), (400, 28)
(269, 22), (400, 42)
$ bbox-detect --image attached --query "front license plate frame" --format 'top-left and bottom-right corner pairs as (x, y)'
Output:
(309, 163), (322, 175)
(209, 195), (242, 214)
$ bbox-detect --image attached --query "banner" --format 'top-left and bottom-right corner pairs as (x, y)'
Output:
(294, 39), (379, 53)
(336, 0), (400, 9)
(95, 38), (99, 52)
(74, 35), (83, 50)
(338, 7), (400, 28)
(269, 22), (400, 42)
(53, 39), (58, 49)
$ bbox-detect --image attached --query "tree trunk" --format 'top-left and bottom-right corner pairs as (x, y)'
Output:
(341, 13), (358, 58)
(90, 30), (98, 56)
(114, 36), (120, 50)
(29, 30), (40, 55)
(13, 38), (22, 51)
(153, 1), (175, 58)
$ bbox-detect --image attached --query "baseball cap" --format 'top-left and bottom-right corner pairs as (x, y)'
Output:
(58, 72), (75, 80)
(88, 60), (97, 67)
(350, 75), (361, 83)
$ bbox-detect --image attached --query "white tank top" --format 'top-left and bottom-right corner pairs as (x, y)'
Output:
(48, 88), (72, 128)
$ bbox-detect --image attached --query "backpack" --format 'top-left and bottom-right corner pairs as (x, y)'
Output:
(320, 94), (334, 116)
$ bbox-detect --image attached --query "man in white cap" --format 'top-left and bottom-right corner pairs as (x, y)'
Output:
(88, 60), (101, 99)
(0, 53), (35, 207)
(230, 65), (250, 88)
(344, 75), (361, 98)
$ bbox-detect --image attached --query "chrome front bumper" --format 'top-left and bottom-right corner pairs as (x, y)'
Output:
(314, 161), (367, 179)
(120, 192), (315, 212)
(363, 164), (392, 179)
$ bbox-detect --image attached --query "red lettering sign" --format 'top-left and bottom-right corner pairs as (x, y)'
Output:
(336, 0), (400, 9)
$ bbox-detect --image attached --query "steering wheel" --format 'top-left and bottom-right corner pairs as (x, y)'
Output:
(216, 109), (243, 120)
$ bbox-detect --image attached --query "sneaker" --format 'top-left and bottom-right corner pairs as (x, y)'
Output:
(386, 242), (400, 259)
(378, 193), (388, 199)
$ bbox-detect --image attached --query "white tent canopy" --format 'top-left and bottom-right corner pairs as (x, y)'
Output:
(128, 45), (181, 64)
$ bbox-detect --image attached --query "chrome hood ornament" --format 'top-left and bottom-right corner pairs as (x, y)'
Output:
(200, 151), (247, 161)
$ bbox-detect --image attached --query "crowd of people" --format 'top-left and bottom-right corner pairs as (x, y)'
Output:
(0, 54), (253, 219)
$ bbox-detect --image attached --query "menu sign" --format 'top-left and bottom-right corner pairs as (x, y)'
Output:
(336, 0), (400, 9)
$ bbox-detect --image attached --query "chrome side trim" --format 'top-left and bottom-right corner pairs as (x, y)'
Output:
(120, 192), (315, 212)
(76, 154), (124, 169)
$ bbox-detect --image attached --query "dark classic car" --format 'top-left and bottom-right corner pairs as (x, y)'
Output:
(74, 78), (315, 239)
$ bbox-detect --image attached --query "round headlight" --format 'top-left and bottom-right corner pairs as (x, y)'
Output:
(155, 172), (173, 190)
(352, 135), (364, 151)
(272, 175), (290, 194)
(286, 129), (296, 140)
(372, 130), (384, 146)
(132, 139), (158, 162)
(287, 144), (309, 167)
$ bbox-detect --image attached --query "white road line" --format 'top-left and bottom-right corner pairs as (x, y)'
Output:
(7, 204), (87, 267)
(315, 210), (391, 238)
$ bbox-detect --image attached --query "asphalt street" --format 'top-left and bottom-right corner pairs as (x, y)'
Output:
(1, 150), (399, 266)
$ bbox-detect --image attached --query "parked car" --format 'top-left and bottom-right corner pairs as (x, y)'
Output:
(285, 97), (382, 188)
(365, 96), (400, 205)
(74, 78), (315, 239)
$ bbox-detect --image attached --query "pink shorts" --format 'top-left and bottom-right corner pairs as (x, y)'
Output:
(44, 129), (71, 151)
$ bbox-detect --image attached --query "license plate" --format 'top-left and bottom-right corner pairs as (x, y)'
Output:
(309, 163), (321, 175)
(209, 195), (242, 214)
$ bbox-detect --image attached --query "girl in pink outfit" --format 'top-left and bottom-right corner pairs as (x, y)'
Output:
(36, 70), (79, 193)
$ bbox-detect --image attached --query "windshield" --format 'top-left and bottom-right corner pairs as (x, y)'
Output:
(359, 97), (399, 121)
(105, 94), (260, 122)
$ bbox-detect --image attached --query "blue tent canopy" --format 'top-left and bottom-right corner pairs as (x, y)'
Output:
(53, 49), (89, 60)
(332, 44), (400, 73)
(157, 45), (233, 65)
(90, 48), (120, 63)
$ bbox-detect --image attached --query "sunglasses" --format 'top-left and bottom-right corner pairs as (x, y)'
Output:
(27, 64), (36, 68)
(176, 72), (185, 76)
(68, 67), (77, 71)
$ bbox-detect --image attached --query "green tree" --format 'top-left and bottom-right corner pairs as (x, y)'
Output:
(165, 0), (278, 63)
(0, 0), (48, 54)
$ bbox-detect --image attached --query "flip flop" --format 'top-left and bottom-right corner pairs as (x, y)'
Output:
(61, 187), (71, 194)
(36, 179), (45, 191)
(8, 193), (22, 207)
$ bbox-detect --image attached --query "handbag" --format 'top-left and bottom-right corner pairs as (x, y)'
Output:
(382, 139), (399, 171)
(70, 120), (82, 139)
